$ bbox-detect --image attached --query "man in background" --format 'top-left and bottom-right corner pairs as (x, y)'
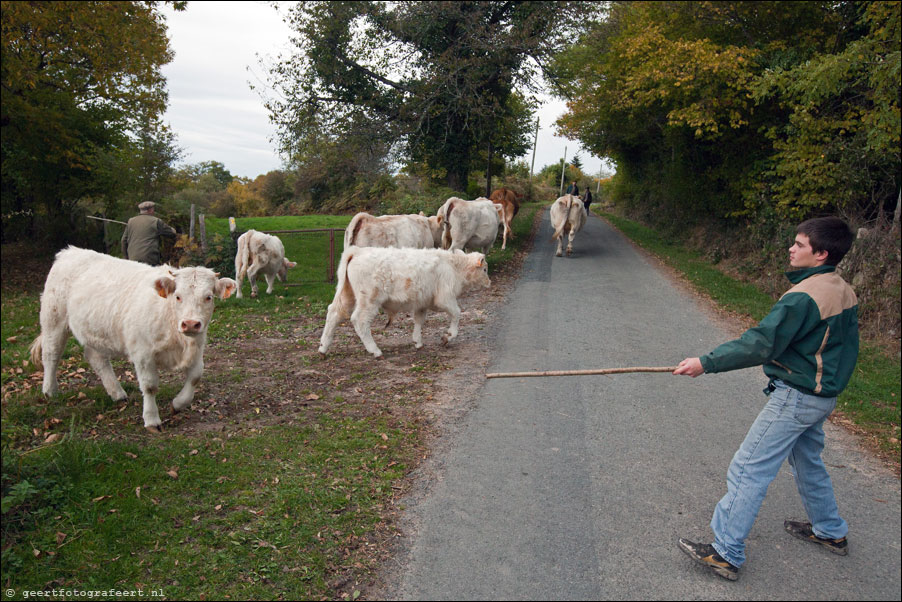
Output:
(121, 201), (177, 265)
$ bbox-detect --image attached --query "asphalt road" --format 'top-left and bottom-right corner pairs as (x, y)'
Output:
(388, 209), (901, 600)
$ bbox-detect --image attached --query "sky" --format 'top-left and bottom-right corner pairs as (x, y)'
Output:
(161, 1), (611, 181)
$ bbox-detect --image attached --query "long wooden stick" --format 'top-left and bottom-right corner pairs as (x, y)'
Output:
(86, 215), (127, 225)
(486, 366), (678, 379)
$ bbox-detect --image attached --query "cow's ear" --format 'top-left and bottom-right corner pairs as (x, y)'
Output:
(284, 259), (297, 268)
(154, 277), (176, 298)
(216, 278), (237, 300)
(435, 215), (443, 226)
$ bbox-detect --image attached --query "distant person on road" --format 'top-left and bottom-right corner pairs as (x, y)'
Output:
(121, 201), (177, 266)
(673, 216), (858, 582)
(582, 188), (593, 215)
(566, 181), (579, 197)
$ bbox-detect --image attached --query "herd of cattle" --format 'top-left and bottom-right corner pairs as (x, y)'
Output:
(29, 190), (589, 431)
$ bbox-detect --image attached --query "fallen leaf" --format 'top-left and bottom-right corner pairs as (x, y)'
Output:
(56, 532), (67, 546)
(6, 336), (18, 343)
(92, 495), (111, 503)
(44, 433), (62, 443)
(306, 393), (320, 401)
(166, 470), (179, 479)
(124, 452), (137, 459)
(135, 486), (141, 499)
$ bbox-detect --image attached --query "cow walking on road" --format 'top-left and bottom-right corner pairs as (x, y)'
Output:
(550, 195), (587, 257)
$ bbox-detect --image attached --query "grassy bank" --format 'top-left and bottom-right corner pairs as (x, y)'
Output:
(599, 211), (901, 467)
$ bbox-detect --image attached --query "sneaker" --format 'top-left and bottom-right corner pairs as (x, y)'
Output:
(678, 538), (739, 581)
(784, 520), (848, 556)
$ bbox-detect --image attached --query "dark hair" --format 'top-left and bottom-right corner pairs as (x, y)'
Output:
(796, 217), (854, 266)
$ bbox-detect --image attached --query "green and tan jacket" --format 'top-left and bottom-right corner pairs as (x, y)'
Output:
(699, 265), (859, 398)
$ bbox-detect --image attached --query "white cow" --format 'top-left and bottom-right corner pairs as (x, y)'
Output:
(234, 229), (296, 299)
(29, 247), (237, 432)
(344, 212), (443, 249)
(437, 197), (506, 253)
(318, 246), (491, 358)
(550, 194), (587, 257)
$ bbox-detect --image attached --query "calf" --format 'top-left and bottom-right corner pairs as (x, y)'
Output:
(29, 247), (236, 432)
(489, 188), (523, 249)
(318, 246), (491, 358)
(234, 229), (296, 298)
(437, 197), (505, 253)
(550, 194), (587, 257)
(344, 212), (443, 249)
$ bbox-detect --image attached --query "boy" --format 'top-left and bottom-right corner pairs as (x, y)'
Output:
(673, 216), (858, 581)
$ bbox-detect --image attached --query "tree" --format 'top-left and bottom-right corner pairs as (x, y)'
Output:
(552, 1), (898, 225)
(266, 1), (595, 192)
(1, 1), (183, 243)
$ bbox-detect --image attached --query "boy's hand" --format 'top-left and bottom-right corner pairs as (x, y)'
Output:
(673, 358), (704, 377)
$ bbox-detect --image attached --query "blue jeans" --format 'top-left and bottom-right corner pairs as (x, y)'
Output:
(711, 380), (848, 567)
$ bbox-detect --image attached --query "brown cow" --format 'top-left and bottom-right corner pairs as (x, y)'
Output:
(489, 188), (523, 249)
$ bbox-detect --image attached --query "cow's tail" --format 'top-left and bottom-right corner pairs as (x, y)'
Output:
(29, 334), (43, 369)
(345, 213), (366, 247)
(331, 250), (357, 319)
(235, 231), (251, 281)
(441, 200), (457, 249)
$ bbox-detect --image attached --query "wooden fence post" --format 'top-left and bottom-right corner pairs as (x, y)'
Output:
(199, 214), (207, 253)
(190, 204), (196, 240)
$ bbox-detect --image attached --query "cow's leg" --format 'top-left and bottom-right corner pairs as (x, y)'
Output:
(555, 236), (564, 257)
(411, 309), (428, 349)
(434, 299), (461, 345)
(248, 265), (260, 297)
(84, 346), (127, 401)
(39, 328), (69, 398)
(133, 356), (163, 432)
(350, 302), (383, 358)
(567, 228), (577, 256)
(318, 297), (348, 354)
(235, 259), (245, 299)
(172, 356), (203, 412)
(264, 273), (276, 295)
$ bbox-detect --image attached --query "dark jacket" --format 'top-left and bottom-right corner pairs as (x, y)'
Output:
(699, 266), (859, 397)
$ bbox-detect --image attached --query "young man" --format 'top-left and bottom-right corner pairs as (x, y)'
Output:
(673, 216), (858, 581)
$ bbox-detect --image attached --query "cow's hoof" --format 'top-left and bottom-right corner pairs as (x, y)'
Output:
(145, 425), (163, 434)
(170, 404), (180, 414)
(440, 336), (450, 346)
(555, 252), (562, 257)
(251, 292), (258, 298)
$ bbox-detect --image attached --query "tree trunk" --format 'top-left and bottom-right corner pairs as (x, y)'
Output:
(485, 140), (494, 198)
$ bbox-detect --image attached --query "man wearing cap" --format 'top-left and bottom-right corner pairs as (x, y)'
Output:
(121, 201), (177, 265)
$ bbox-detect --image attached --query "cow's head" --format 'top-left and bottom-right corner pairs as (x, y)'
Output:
(154, 268), (237, 337)
(277, 257), (297, 282)
(427, 215), (444, 247)
(465, 253), (491, 290)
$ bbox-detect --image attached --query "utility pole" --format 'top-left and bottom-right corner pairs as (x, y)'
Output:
(529, 118), (539, 178)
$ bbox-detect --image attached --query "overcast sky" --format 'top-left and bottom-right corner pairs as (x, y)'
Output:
(161, 1), (610, 180)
